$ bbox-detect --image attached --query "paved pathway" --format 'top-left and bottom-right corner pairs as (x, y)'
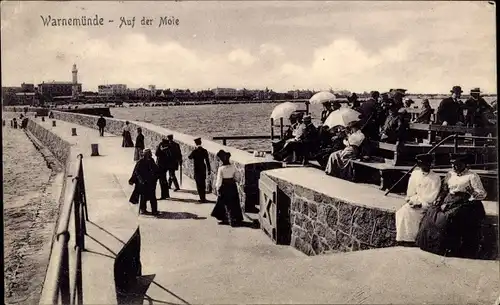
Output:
(39, 119), (498, 304)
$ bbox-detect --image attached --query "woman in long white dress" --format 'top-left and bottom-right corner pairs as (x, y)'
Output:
(395, 154), (441, 245)
(210, 150), (244, 227)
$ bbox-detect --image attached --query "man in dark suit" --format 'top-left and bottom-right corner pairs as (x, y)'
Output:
(188, 138), (211, 203)
(464, 87), (493, 128)
(155, 139), (171, 199)
(129, 149), (160, 215)
(436, 86), (465, 126)
(166, 134), (182, 191)
(97, 115), (106, 136)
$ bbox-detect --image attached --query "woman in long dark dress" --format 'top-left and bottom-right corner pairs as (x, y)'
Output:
(122, 121), (134, 147)
(211, 150), (244, 227)
(415, 153), (487, 259)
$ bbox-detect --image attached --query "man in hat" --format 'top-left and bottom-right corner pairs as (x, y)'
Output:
(390, 89), (407, 109)
(155, 138), (172, 199)
(129, 148), (160, 215)
(414, 99), (433, 124)
(358, 91), (380, 139)
(188, 138), (211, 203)
(166, 134), (182, 191)
(380, 103), (407, 144)
(395, 154), (441, 246)
(436, 86), (465, 126)
(348, 93), (360, 111)
(463, 88), (493, 128)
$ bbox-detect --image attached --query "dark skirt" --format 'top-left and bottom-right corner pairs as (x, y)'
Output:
(122, 130), (134, 147)
(415, 192), (486, 258)
(211, 179), (243, 225)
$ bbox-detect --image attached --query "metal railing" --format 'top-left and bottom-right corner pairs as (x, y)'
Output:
(385, 134), (498, 196)
(51, 154), (89, 305)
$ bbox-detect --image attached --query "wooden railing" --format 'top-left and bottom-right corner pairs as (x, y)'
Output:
(51, 154), (89, 304)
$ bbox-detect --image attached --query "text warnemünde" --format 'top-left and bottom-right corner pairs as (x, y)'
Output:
(41, 15), (105, 26)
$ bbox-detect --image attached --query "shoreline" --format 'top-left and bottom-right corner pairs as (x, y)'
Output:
(3, 127), (64, 305)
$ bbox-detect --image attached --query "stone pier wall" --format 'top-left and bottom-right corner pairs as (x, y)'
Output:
(51, 110), (282, 211)
(270, 175), (397, 256)
(26, 120), (71, 166)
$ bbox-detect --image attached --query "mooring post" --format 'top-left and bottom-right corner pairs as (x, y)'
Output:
(91, 144), (99, 156)
(2, 120), (5, 126)
(41, 116), (45, 122)
(52, 120), (56, 127)
(72, 128), (77, 136)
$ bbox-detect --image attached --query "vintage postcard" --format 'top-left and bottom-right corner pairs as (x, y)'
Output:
(2, 1), (498, 304)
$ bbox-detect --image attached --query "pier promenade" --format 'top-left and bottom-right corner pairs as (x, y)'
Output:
(31, 118), (498, 304)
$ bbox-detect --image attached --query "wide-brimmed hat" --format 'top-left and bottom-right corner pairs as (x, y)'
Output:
(346, 120), (360, 129)
(322, 101), (332, 106)
(450, 153), (475, 164)
(143, 148), (151, 154)
(332, 101), (341, 108)
(415, 154), (433, 165)
(470, 87), (482, 95)
(450, 86), (463, 93)
(370, 91), (380, 97)
(216, 149), (231, 160)
(303, 115), (312, 122)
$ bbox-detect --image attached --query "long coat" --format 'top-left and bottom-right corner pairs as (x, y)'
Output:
(129, 158), (159, 204)
(188, 146), (210, 180)
(437, 97), (464, 125)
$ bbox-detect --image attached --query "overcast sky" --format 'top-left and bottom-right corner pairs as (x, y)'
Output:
(1, 1), (496, 93)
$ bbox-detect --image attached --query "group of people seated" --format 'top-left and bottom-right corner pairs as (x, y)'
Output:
(396, 152), (487, 259)
(272, 86), (497, 182)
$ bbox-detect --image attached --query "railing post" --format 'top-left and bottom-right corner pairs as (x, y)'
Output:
(279, 118), (284, 140)
(57, 232), (71, 305)
(222, 138), (227, 146)
(270, 118), (274, 140)
(77, 155), (89, 222)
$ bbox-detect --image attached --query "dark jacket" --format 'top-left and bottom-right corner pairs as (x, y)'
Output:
(320, 109), (333, 123)
(188, 146), (210, 178)
(464, 97), (493, 127)
(437, 97), (464, 125)
(135, 134), (145, 149)
(156, 141), (182, 170)
(97, 117), (106, 128)
(128, 157), (159, 204)
(381, 113), (407, 143)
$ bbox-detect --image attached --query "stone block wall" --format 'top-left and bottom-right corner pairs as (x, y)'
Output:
(26, 120), (71, 166)
(263, 173), (397, 256)
(52, 110), (282, 211)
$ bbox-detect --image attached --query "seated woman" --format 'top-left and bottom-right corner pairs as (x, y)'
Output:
(122, 121), (135, 147)
(325, 120), (365, 181)
(313, 125), (346, 168)
(395, 154), (441, 246)
(211, 150), (244, 227)
(272, 113), (300, 161)
(416, 153), (487, 259)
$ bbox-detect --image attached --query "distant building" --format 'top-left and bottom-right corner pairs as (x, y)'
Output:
(212, 87), (237, 98)
(290, 90), (313, 99)
(148, 85), (156, 97)
(98, 84), (127, 96)
(130, 88), (150, 98)
(21, 83), (35, 92)
(38, 81), (82, 98)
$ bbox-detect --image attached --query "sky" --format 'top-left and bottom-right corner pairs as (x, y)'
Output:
(1, 1), (497, 93)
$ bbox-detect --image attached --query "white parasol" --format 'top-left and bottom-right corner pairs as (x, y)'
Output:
(323, 108), (361, 128)
(309, 91), (336, 105)
(270, 102), (298, 120)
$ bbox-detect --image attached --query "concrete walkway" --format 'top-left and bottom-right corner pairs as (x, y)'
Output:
(39, 119), (498, 304)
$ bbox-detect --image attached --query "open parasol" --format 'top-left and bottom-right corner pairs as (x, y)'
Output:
(323, 108), (361, 128)
(270, 102), (298, 120)
(309, 91), (336, 105)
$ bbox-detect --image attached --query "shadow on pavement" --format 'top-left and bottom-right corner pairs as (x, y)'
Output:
(88, 220), (126, 245)
(153, 211), (207, 220)
(160, 197), (199, 204)
(174, 189), (198, 195)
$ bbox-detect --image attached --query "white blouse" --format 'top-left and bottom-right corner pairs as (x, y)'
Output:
(445, 169), (487, 201)
(406, 169), (442, 206)
(123, 125), (131, 132)
(343, 130), (365, 147)
(216, 165), (236, 189)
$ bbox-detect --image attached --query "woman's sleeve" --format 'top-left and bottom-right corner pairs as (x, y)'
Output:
(420, 174), (442, 206)
(216, 167), (223, 190)
(405, 171), (418, 200)
(469, 173), (487, 201)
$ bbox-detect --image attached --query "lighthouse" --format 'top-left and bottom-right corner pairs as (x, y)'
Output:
(72, 64), (78, 99)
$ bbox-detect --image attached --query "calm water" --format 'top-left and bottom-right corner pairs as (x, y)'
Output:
(111, 97), (496, 152)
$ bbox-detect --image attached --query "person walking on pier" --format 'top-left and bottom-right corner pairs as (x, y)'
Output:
(129, 149), (160, 215)
(395, 154), (441, 246)
(155, 139), (171, 199)
(166, 134), (182, 191)
(122, 121), (134, 147)
(97, 115), (106, 137)
(134, 128), (145, 161)
(188, 138), (211, 203)
(211, 150), (244, 227)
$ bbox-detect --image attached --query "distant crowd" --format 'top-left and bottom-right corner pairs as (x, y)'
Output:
(273, 86), (497, 179)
